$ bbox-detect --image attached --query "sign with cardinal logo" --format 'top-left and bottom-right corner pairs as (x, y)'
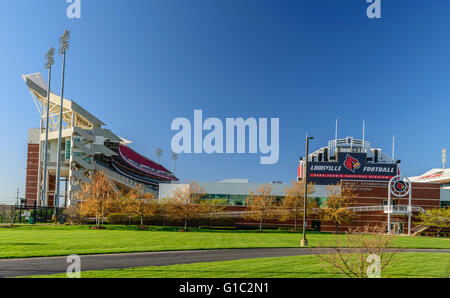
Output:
(343, 155), (361, 172)
(394, 180), (407, 192)
(306, 152), (397, 185)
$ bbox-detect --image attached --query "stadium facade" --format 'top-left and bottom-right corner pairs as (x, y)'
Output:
(298, 137), (442, 234)
(22, 72), (447, 234)
(24, 73), (178, 208)
(159, 137), (445, 235)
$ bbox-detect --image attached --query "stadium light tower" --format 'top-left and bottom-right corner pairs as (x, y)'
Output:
(55, 30), (70, 209)
(443, 148), (447, 169)
(301, 134), (313, 247)
(171, 151), (179, 175)
(41, 47), (55, 206)
(156, 148), (163, 164)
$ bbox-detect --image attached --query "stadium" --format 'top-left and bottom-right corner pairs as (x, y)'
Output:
(23, 73), (178, 208)
(23, 72), (449, 235)
(159, 137), (449, 235)
(296, 137), (447, 234)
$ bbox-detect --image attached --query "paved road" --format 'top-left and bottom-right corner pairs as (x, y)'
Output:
(0, 248), (448, 278)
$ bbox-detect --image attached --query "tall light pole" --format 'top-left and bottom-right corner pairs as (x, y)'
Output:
(301, 134), (313, 247)
(41, 47), (55, 206)
(55, 30), (70, 209)
(443, 148), (447, 169)
(156, 148), (163, 164)
(171, 151), (179, 176)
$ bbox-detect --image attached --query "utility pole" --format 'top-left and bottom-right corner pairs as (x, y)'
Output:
(301, 134), (314, 247)
(55, 30), (70, 209)
(16, 188), (19, 206)
(41, 47), (55, 207)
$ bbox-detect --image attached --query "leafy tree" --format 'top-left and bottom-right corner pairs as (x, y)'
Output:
(320, 184), (358, 233)
(279, 180), (317, 230)
(167, 181), (206, 230)
(124, 185), (157, 226)
(0, 205), (16, 226)
(198, 199), (227, 227)
(245, 184), (276, 232)
(416, 208), (450, 237)
(78, 171), (118, 227)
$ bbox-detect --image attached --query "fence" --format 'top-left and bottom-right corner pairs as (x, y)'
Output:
(0, 204), (65, 224)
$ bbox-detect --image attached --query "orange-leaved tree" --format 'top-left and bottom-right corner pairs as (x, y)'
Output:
(124, 184), (157, 226)
(245, 184), (276, 232)
(77, 171), (118, 227)
(167, 181), (207, 230)
(320, 184), (358, 233)
(279, 180), (317, 230)
(198, 198), (227, 227)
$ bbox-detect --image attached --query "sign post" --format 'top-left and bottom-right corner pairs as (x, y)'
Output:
(387, 176), (412, 235)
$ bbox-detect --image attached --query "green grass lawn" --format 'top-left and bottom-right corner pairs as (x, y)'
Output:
(24, 252), (450, 278)
(0, 225), (448, 259)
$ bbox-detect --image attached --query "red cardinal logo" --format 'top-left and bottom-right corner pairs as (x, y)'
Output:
(394, 181), (406, 192)
(344, 155), (361, 172)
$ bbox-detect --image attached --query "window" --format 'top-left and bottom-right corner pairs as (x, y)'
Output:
(441, 201), (450, 208)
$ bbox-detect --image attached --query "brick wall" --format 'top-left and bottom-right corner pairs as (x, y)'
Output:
(25, 143), (40, 206)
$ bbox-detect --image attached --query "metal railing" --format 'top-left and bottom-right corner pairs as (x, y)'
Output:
(348, 205), (427, 214)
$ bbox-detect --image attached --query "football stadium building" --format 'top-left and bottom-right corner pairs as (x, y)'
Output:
(21, 72), (447, 235)
(159, 137), (446, 235)
(24, 73), (178, 208)
(296, 137), (442, 234)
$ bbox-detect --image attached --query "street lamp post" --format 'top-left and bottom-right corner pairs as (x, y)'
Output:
(55, 30), (70, 209)
(301, 134), (313, 247)
(41, 47), (55, 206)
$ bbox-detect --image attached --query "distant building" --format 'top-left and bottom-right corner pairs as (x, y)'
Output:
(159, 179), (287, 206)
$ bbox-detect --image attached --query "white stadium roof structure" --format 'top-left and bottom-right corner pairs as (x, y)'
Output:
(409, 168), (450, 188)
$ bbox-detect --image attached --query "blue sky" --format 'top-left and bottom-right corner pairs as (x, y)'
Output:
(0, 0), (449, 203)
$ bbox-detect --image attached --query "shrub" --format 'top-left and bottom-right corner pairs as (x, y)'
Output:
(106, 213), (236, 228)
(63, 207), (83, 225)
(107, 213), (138, 225)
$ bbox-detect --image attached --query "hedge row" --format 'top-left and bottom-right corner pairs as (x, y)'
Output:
(106, 213), (235, 227)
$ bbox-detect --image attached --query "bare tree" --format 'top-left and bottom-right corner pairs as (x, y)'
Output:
(317, 226), (398, 278)
(156, 148), (163, 164)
